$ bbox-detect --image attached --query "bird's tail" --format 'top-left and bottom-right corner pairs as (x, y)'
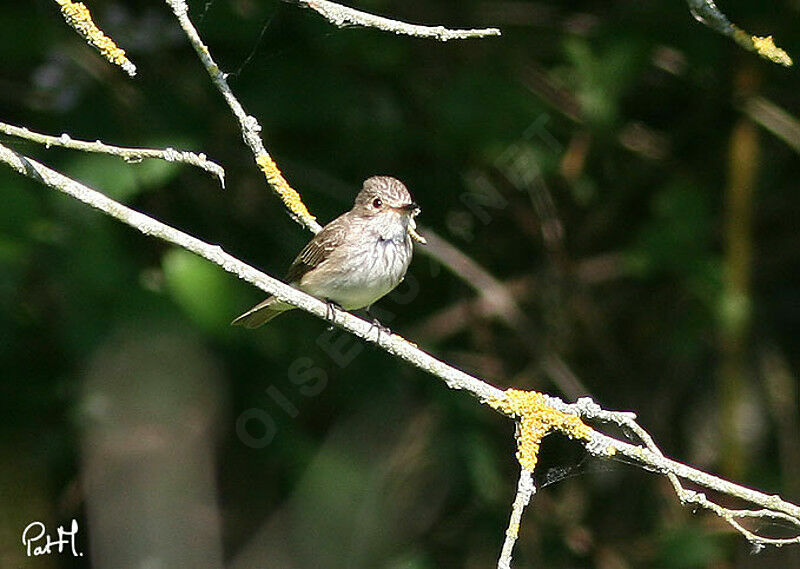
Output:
(231, 297), (294, 328)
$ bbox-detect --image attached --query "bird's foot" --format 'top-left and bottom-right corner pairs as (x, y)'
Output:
(368, 318), (392, 343)
(325, 301), (344, 330)
(365, 306), (392, 342)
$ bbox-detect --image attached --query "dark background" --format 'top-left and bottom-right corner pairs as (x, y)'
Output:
(1, 1), (799, 568)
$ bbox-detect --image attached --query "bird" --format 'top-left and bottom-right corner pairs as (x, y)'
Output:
(232, 176), (423, 328)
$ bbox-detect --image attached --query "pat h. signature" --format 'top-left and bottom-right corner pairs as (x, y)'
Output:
(22, 519), (83, 557)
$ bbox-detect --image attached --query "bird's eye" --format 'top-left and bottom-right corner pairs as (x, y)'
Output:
(372, 198), (383, 208)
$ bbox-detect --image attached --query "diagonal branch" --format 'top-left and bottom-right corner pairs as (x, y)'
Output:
(552, 396), (800, 546)
(0, 141), (497, 402)
(165, 0), (321, 232)
(2, 141), (799, 560)
(290, 0), (501, 40)
(0, 121), (225, 187)
(573, 398), (800, 548)
(11, 9), (800, 566)
(420, 229), (591, 399)
(164, 0), (498, 234)
(686, 0), (792, 66)
(54, 0), (137, 76)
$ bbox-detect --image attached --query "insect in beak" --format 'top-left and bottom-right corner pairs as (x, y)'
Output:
(405, 205), (426, 244)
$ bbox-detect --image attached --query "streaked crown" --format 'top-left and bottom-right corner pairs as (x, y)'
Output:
(354, 176), (413, 209)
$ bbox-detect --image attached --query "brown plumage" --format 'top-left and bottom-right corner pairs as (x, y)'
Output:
(232, 176), (420, 328)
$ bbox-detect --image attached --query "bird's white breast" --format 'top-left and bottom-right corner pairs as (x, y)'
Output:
(300, 234), (412, 310)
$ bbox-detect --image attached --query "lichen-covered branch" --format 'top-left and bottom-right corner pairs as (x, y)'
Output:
(687, 0), (792, 66)
(490, 390), (597, 471)
(2, 141), (798, 567)
(0, 141), (497, 400)
(164, 0), (321, 232)
(291, 0), (501, 41)
(163, 0), (498, 232)
(54, 0), (137, 76)
(0, 121), (225, 187)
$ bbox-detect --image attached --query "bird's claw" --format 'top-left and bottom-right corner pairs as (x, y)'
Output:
(325, 300), (343, 329)
(369, 318), (391, 343)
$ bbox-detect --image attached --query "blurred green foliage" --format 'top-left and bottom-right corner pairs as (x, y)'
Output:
(1, 1), (799, 568)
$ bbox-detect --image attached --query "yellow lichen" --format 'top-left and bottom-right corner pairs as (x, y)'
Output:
(732, 27), (793, 67)
(55, 0), (136, 76)
(490, 389), (593, 471)
(751, 35), (793, 67)
(255, 154), (316, 225)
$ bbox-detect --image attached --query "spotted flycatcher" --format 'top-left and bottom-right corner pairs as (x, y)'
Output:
(232, 176), (423, 328)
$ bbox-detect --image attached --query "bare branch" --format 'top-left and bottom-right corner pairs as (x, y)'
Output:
(498, 468), (535, 569)
(164, 0), (322, 232)
(291, 0), (501, 41)
(421, 228), (527, 327)
(554, 397), (800, 547)
(419, 228), (591, 398)
(0, 121), (225, 187)
(741, 97), (800, 154)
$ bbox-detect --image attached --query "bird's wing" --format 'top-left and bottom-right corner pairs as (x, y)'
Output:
(285, 214), (349, 283)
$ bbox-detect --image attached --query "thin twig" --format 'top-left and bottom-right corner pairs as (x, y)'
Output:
(498, 468), (535, 569)
(614, 411), (799, 548)
(420, 227), (591, 398)
(741, 96), (800, 154)
(2, 141), (799, 554)
(553, 397), (800, 547)
(165, 0), (321, 232)
(686, 0), (792, 66)
(0, 121), (225, 187)
(291, 0), (501, 41)
(420, 228), (527, 326)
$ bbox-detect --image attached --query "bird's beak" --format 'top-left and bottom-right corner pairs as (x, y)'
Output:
(398, 202), (419, 213)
